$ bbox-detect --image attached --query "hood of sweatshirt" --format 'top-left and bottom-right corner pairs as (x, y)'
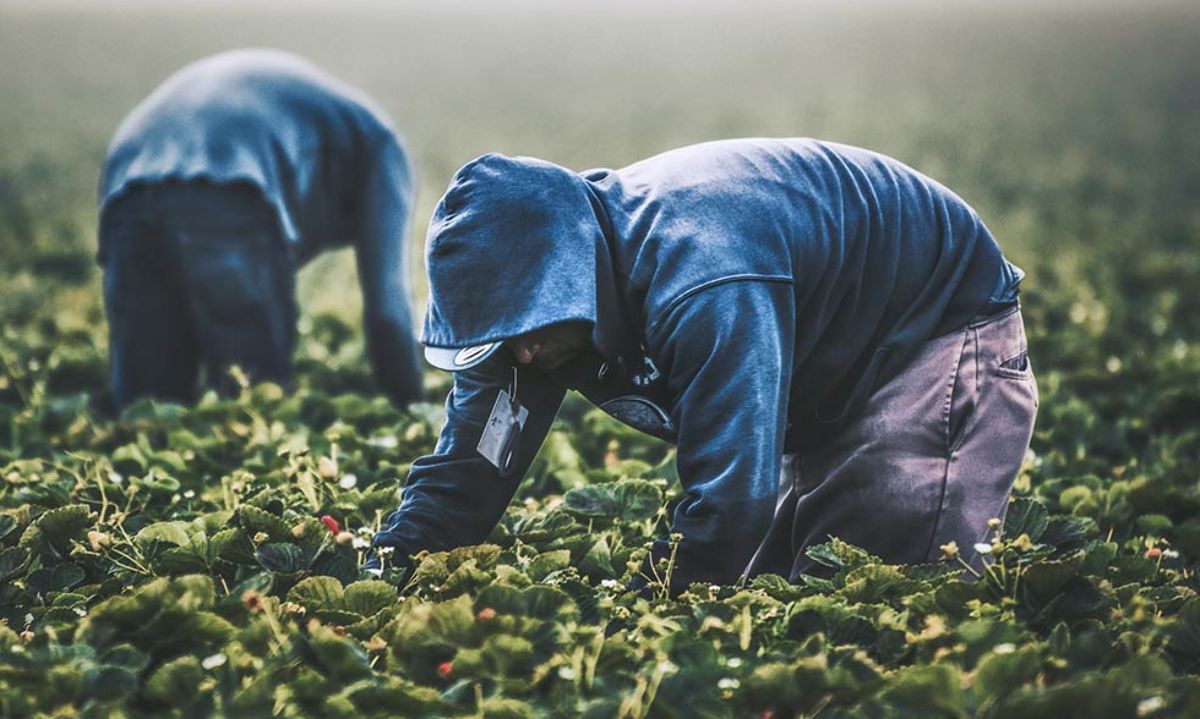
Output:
(421, 153), (641, 371)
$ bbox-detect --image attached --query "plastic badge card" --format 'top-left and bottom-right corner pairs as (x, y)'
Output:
(477, 388), (528, 475)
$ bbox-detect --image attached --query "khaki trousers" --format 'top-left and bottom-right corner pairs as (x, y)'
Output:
(746, 305), (1039, 579)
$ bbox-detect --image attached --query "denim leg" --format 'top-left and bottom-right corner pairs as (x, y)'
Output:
(102, 208), (199, 412)
(171, 188), (294, 396)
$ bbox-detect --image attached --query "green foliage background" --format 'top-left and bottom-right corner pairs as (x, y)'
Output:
(2, 1), (1200, 716)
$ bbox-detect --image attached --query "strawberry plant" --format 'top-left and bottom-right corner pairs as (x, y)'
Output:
(2, 289), (1200, 716)
(3, 2), (1200, 715)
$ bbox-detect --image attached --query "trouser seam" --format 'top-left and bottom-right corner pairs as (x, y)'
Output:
(926, 328), (968, 562)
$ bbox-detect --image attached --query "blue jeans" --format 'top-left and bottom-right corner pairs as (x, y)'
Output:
(101, 182), (296, 412)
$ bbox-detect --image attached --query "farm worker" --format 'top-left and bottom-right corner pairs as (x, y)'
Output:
(98, 49), (421, 412)
(372, 139), (1038, 593)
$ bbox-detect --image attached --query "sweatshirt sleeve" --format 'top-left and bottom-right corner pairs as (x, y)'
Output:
(372, 349), (566, 568)
(643, 278), (795, 592)
(353, 134), (423, 407)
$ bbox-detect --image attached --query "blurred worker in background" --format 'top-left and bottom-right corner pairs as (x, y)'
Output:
(372, 139), (1038, 593)
(98, 48), (421, 412)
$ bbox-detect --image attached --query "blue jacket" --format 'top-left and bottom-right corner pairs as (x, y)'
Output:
(99, 49), (421, 405)
(376, 138), (1021, 588)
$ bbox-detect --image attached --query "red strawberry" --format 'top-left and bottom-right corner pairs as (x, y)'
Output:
(437, 661), (453, 679)
(320, 515), (340, 535)
(1145, 546), (1163, 559)
(476, 607), (497, 622)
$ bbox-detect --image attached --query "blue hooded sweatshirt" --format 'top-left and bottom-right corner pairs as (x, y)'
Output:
(375, 138), (1022, 589)
(99, 48), (421, 405)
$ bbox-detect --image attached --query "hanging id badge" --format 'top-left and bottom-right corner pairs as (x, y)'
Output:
(477, 367), (528, 477)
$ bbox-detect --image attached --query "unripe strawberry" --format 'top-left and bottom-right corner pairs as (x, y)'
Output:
(476, 607), (497, 622)
(87, 530), (112, 552)
(318, 456), (338, 479)
(335, 531), (355, 545)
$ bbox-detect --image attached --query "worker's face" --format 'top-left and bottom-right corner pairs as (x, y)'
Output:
(506, 321), (592, 370)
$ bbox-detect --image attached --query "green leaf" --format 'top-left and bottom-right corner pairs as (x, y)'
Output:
(342, 580), (397, 617)
(973, 647), (1043, 705)
(78, 576), (231, 655)
(477, 697), (535, 719)
(563, 485), (620, 517)
(1135, 513), (1173, 534)
(1048, 622), (1071, 656)
(140, 472), (181, 493)
(805, 541), (844, 569)
(235, 505), (294, 543)
(101, 644), (152, 673)
(136, 521), (193, 547)
(1022, 551), (1085, 601)
(0, 624), (22, 650)
(613, 478), (663, 521)
(0, 546), (30, 581)
(1041, 515), (1097, 551)
(209, 528), (252, 563)
(876, 663), (964, 717)
(51, 561), (85, 591)
(1165, 600), (1200, 671)
(480, 634), (534, 676)
(33, 504), (93, 547)
(304, 622), (373, 681)
(27, 561), (85, 594)
(51, 591), (87, 607)
(288, 575), (344, 611)
(579, 537), (614, 577)
(527, 549), (572, 582)
(143, 655), (204, 706)
(441, 559), (493, 596)
(315, 609), (368, 626)
(522, 585), (578, 622)
(348, 676), (449, 716)
(1004, 497), (1049, 541)
(81, 665), (139, 705)
(0, 513), (18, 542)
(447, 544), (502, 572)
(474, 584), (526, 617)
(255, 543), (308, 574)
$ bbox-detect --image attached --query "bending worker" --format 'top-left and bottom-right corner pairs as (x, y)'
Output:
(373, 139), (1038, 592)
(98, 48), (421, 411)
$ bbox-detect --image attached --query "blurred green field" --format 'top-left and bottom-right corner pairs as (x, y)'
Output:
(4, 2), (1200, 716)
(2, 0), (1198, 325)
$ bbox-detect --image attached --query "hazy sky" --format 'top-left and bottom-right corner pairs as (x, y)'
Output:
(0, 0), (1168, 9)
